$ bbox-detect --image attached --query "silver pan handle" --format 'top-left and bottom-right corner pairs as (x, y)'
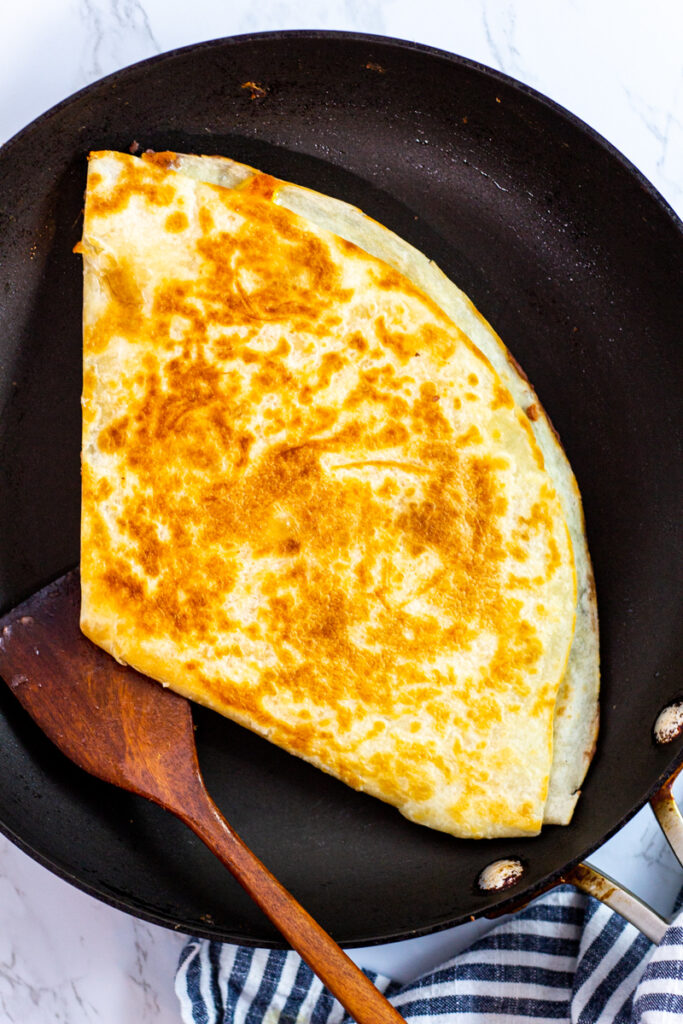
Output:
(565, 762), (683, 944)
(566, 863), (669, 944)
(480, 759), (683, 944)
(651, 771), (683, 866)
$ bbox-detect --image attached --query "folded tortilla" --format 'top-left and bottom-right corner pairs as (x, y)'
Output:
(79, 150), (598, 838)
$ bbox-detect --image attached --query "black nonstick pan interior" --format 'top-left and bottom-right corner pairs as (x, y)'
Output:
(0, 31), (680, 946)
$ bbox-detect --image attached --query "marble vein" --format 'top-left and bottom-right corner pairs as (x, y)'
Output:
(129, 921), (162, 1018)
(79, 0), (161, 81)
(481, 0), (525, 81)
(624, 82), (683, 210)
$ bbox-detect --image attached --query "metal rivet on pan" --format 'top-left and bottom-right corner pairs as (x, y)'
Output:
(477, 858), (525, 892)
(653, 701), (683, 745)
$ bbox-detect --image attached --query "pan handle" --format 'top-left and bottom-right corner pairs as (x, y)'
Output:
(564, 863), (668, 944)
(565, 765), (683, 944)
(483, 764), (683, 944)
(650, 772), (683, 867)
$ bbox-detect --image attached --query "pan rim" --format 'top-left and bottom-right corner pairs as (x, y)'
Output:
(1, 28), (681, 232)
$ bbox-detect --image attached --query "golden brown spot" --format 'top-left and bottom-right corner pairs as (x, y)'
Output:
(317, 351), (346, 388)
(337, 237), (364, 257)
(492, 383), (514, 410)
(280, 537), (301, 555)
(374, 422), (410, 446)
(454, 425), (483, 447)
(88, 157), (175, 217)
(102, 559), (146, 605)
(375, 316), (455, 366)
(374, 268), (404, 291)
(374, 314), (419, 364)
(98, 416), (129, 453)
(198, 206), (215, 234)
(95, 478), (113, 501)
(142, 151), (179, 170)
(165, 210), (189, 232)
(240, 172), (278, 200)
(411, 382), (453, 438)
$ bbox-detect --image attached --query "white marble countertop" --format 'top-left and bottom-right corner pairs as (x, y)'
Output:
(0, 1), (682, 1021)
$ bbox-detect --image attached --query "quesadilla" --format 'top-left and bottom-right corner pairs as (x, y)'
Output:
(78, 150), (598, 838)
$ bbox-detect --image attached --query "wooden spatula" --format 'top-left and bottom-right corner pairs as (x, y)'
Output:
(0, 569), (404, 1024)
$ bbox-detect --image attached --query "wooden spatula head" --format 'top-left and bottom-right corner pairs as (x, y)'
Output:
(0, 569), (197, 805)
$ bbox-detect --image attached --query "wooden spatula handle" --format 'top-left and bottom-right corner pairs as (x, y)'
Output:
(178, 781), (405, 1024)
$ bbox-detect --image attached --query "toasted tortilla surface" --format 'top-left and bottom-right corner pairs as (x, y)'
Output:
(79, 151), (586, 838)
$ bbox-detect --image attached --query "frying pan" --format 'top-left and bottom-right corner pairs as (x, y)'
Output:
(0, 30), (680, 947)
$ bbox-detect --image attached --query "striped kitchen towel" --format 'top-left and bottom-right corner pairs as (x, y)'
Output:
(175, 885), (683, 1023)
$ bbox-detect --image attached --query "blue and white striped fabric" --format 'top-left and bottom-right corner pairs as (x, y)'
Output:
(175, 885), (683, 1023)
